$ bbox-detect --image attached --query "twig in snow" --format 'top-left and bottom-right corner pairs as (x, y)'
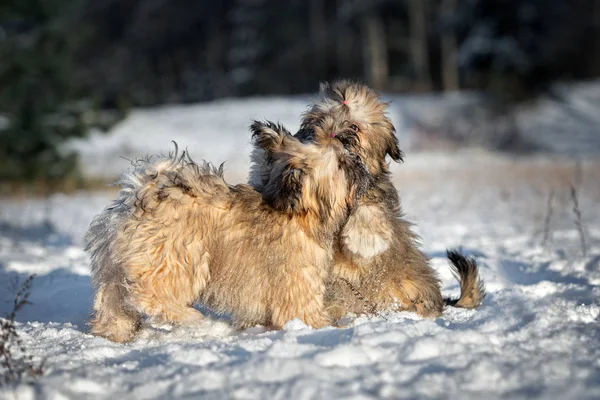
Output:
(542, 188), (554, 247)
(569, 184), (587, 258)
(574, 158), (583, 189)
(0, 274), (44, 387)
(340, 278), (387, 321)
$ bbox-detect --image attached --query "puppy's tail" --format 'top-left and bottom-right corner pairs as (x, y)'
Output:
(88, 269), (141, 343)
(116, 145), (230, 218)
(443, 249), (486, 309)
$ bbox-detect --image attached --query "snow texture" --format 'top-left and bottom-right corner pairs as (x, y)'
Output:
(68, 80), (600, 185)
(2, 95), (600, 399)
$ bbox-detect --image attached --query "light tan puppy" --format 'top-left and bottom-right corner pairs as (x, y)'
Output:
(250, 80), (485, 320)
(85, 121), (370, 342)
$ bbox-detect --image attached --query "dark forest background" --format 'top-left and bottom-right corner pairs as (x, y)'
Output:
(4, 0), (600, 106)
(1, 0), (600, 184)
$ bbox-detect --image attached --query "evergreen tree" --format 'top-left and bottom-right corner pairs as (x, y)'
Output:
(0, 0), (108, 186)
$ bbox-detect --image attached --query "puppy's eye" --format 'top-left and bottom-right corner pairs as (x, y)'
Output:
(349, 124), (359, 132)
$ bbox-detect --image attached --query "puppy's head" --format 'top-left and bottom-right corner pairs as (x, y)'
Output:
(298, 80), (403, 176)
(252, 120), (371, 222)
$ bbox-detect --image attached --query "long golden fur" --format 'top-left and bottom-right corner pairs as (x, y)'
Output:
(249, 80), (485, 320)
(85, 121), (370, 343)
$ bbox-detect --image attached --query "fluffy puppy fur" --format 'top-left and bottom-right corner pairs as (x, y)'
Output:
(249, 80), (485, 320)
(85, 122), (370, 343)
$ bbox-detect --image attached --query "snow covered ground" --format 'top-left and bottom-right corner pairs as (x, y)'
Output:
(69, 80), (600, 181)
(1, 95), (600, 399)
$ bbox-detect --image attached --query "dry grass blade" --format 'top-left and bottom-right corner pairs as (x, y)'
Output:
(569, 184), (587, 258)
(542, 188), (555, 247)
(340, 278), (388, 321)
(0, 274), (44, 387)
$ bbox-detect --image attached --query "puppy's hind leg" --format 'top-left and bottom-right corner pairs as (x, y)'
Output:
(90, 274), (141, 343)
(390, 274), (444, 318)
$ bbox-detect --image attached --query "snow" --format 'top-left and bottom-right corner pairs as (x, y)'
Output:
(2, 95), (600, 399)
(68, 96), (311, 183)
(68, 80), (600, 186)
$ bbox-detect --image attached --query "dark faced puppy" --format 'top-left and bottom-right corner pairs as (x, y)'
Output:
(249, 80), (485, 320)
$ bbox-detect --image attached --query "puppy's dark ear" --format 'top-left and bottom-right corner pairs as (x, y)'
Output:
(250, 120), (291, 152)
(263, 166), (304, 213)
(386, 127), (404, 163)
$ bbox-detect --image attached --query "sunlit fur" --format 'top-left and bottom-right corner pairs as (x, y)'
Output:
(249, 80), (485, 320)
(85, 124), (370, 343)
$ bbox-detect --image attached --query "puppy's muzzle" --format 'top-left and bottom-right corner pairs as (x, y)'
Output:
(332, 129), (360, 151)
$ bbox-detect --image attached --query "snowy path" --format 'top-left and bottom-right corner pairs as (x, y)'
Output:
(1, 149), (599, 399)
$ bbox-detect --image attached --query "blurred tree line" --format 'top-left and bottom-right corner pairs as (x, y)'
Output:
(1, 0), (599, 184)
(72, 0), (598, 106)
